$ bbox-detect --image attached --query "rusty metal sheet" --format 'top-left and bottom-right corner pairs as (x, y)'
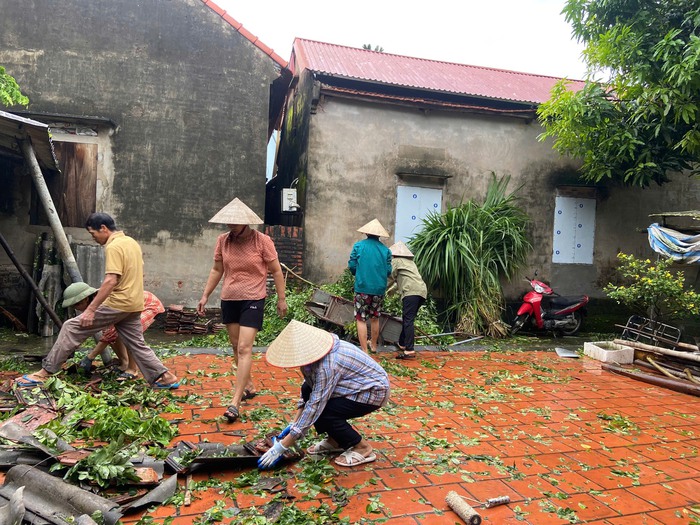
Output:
(14, 383), (56, 409)
(1, 405), (58, 432)
(56, 449), (91, 467)
(120, 474), (177, 512)
(103, 487), (149, 505)
(133, 467), (160, 485)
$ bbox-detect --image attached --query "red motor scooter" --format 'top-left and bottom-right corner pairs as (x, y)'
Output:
(510, 273), (589, 336)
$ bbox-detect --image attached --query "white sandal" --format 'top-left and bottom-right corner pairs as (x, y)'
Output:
(334, 448), (377, 467)
(306, 438), (344, 455)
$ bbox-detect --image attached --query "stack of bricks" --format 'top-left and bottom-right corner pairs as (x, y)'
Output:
(164, 305), (224, 335)
(265, 225), (304, 278)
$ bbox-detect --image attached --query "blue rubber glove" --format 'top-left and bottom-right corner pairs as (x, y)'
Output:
(257, 437), (288, 470)
(277, 424), (292, 440)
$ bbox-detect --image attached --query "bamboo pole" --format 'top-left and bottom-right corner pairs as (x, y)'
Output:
(280, 262), (317, 288)
(614, 339), (700, 364)
(20, 139), (82, 284)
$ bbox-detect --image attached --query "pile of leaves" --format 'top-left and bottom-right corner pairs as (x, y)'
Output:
(7, 375), (181, 489)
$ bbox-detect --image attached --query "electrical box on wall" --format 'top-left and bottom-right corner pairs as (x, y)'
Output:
(281, 188), (298, 212)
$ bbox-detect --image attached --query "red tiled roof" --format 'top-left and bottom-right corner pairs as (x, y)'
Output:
(200, 0), (288, 69)
(292, 38), (585, 105)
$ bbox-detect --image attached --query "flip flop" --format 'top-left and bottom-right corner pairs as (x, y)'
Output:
(334, 449), (377, 467)
(242, 388), (257, 401)
(306, 438), (344, 455)
(153, 380), (180, 390)
(15, 374), (44, 387)
(396, 351), (416, 359)
(223, 405), (239, 422)
(116, 372), (138, 382)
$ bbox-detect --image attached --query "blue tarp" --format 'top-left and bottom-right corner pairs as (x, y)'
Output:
(647, 223), (700, 264)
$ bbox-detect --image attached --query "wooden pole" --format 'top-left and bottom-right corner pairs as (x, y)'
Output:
(20, 139), (82, 284)
(614, 339), (700, 364)
(601, 362), (700, 397)
(0, 231), (63, 328)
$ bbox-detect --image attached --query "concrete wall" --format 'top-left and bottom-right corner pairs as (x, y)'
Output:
(0, 0), (281, 319)
(299, 94), (700, 299)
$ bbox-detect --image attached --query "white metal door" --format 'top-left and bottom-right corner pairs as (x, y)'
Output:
(395, 186), (442, 243)
(552, 196), (596, 264)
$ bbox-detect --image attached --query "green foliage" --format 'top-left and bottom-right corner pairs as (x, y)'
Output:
(603, 253), (700, 321)
(40, 376), (177, 446)
(295, 458), (338, 497)
(179, 268), (446, 347)
(538, 0), (700, 187)
(0, 65), (29, 107)
(63, 437), (140, 488)
(409, 174), (531, 337)
(256, 287), (315, 345)
(0, 356), (28, 373)
(193, 500), (238, 524)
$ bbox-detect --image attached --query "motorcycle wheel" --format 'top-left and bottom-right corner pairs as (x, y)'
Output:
(559, 311), (583, 336)
(510, 314), (528, 335)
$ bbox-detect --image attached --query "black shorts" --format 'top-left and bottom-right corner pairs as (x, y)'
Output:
(221, 299), (266, 330)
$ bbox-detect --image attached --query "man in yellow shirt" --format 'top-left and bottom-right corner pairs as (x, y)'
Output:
(17, 213), (179, 389)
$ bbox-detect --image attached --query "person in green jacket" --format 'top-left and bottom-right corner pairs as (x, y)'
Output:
(348, 219), (392, 353)
(388, 241), (427, 359)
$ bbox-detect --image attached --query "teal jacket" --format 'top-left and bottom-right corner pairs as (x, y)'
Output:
(348, 237), (392, 295)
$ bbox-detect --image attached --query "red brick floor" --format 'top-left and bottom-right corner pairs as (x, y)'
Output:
(123, 350), (700, 524)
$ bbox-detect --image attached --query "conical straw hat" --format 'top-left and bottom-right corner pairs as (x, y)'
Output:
(357, 219), (390, 237)
(266, 320), (334, 368)
(209, 197), (263, 225)
(389, 241), (414, 258)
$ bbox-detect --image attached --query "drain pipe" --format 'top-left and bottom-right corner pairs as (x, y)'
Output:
(20, 139), (82, 284)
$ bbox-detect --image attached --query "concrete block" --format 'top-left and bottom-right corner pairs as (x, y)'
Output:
(583, 341), (634, 364)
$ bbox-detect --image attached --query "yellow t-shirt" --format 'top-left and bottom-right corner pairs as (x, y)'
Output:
(102, 231), (145, 312)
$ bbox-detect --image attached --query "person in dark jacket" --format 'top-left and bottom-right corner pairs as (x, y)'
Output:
(347, 219), (392, 353)
(388, 241), (428, 359)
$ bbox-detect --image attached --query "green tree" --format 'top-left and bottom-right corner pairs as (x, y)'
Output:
(0, 65), (29, 107)
(538, 0), (700, 187)
(362, 44), (384, 52)
(604, 253), (700, 322)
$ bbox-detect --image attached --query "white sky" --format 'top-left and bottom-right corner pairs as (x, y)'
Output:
(216, 0), (587, 80)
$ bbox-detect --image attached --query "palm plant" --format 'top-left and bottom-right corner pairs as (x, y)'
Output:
(409, 174), (531, 337)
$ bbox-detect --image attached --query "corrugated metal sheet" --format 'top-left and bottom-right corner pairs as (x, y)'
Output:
(293, 39), (585, 105)
(0, 110), (60, 171)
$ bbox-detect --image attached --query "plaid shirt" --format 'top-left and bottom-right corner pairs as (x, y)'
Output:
(289, 336), (390, 440)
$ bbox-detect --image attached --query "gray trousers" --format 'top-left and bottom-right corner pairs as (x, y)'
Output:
(43, 306), (168, 385)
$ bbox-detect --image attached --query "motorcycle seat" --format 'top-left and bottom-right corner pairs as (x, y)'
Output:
(548, 295), (587, 309)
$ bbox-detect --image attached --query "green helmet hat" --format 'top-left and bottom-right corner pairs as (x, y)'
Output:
(62, 282), (98, 308)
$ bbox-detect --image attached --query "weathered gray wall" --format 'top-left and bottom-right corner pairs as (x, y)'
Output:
(300, 95), (700, 299)
(0, 0), (280, 316)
